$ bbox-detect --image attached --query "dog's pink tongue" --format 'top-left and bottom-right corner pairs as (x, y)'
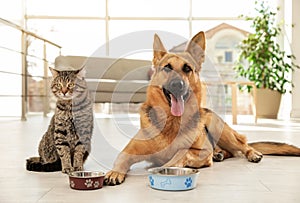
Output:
(170, 94), (184, 116)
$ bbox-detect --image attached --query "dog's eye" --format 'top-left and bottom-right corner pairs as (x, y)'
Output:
(162, 64), (172, 73)
(182, 64), (192, 73)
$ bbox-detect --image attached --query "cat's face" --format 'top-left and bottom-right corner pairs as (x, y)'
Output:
(49, 68), (83, 100)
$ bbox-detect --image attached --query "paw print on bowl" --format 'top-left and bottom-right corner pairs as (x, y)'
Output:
(84, 179), (93, 188)
(70, 180), (75, 188)
(184, 177), (193, 188)
(93, 181), (100, 188)
(149, 176), (154, 186)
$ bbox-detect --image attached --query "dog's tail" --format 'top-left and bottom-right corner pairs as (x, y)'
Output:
(249, 142), (300, 156)
(26, 157), (62, 172)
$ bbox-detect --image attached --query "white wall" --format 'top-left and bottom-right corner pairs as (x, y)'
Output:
(291, 0), (300, 118)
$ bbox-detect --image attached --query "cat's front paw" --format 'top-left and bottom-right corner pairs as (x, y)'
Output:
(73, 166), (83, 171)
(62, 167), (73, 174)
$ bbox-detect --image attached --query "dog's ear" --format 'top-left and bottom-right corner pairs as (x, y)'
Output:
(184, 31), (206, 68)
(153, 34), (167, 67)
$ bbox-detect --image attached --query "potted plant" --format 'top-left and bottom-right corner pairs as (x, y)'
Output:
(234, 0), (299, 118)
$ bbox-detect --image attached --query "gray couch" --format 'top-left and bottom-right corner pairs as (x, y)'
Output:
(54, 55), (152, 103)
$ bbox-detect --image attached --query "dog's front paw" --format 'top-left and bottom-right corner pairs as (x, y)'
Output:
(213, 152), (224, 162)
(104, 170), (126, 186)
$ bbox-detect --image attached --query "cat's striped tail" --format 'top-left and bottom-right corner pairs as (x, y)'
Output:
(26, 157), (62, 172)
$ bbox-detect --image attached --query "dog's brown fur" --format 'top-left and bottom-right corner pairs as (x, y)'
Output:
(104, 31), (300, 185)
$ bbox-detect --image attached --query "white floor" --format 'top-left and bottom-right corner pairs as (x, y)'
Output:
(1, 114), (300, 203)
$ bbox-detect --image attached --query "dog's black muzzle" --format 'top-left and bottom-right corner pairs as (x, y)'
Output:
(163, 78), (189, 103)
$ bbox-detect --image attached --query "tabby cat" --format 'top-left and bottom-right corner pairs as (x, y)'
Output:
(26, 67), (93, 173)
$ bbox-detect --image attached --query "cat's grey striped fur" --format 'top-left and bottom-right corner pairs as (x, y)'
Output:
(26, 67), (93, 173)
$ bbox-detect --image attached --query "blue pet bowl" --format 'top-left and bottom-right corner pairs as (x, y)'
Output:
(147, 167), (199, 191)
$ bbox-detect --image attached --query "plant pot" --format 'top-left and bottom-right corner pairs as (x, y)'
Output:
(255, 88), (282, 119)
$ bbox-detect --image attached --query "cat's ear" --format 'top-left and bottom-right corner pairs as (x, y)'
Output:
(49, 67), (59, 77)
(76, 67), (86, 79)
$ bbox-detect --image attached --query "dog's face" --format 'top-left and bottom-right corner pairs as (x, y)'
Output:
(148, 32), (206, 117)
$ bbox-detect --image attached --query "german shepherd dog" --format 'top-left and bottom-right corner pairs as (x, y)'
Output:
(104, 31), (300, 185)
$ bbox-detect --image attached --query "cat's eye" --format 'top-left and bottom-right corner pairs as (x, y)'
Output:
(68, 83), (75, 88)
(55, 84), (61, 89)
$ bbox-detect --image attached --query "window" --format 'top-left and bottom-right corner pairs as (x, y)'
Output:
(225, 51), (233, 63)
(25, 0), (265, 57)
(23, 0), (278, 117)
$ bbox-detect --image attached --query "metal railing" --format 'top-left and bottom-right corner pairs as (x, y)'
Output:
(0, 18), (61, 120)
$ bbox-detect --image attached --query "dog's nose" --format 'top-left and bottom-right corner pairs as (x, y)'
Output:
(169, 79), (184, 92)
